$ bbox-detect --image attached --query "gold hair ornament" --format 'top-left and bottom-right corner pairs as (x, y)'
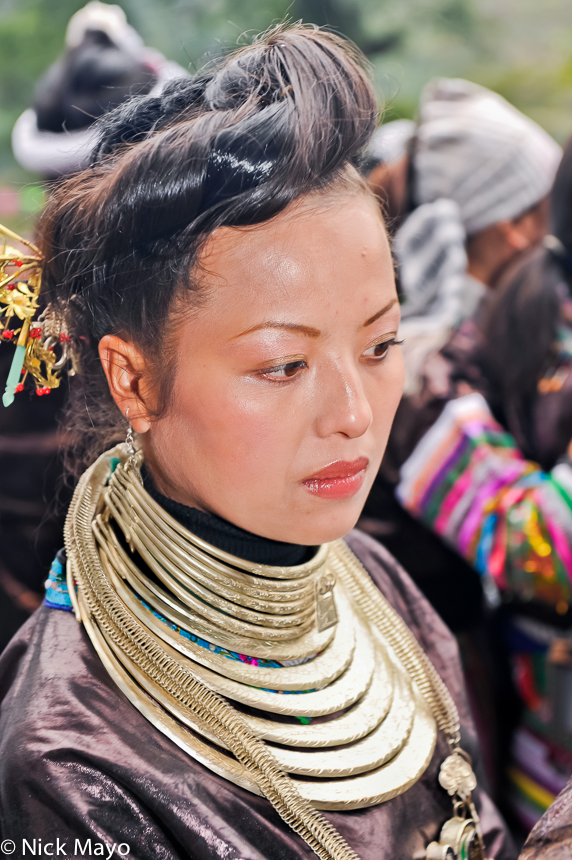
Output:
(0, 222), (76, 407)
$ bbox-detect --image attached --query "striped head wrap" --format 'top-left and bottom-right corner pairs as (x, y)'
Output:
(396, 78), (562, 394)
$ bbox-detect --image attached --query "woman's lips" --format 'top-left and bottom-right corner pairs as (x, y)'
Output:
(302, 457), (369, 500)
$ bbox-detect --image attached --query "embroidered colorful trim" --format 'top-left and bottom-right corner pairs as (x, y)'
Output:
(397, 393), (572, 607)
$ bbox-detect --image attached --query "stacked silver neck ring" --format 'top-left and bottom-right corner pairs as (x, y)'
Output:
(64, 444), (487, 860)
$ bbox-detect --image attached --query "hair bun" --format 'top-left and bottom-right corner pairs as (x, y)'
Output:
(92, 76), (211, 161)
(92, 25), (377, 182)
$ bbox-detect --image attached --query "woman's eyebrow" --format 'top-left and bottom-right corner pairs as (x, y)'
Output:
(232, 297), (399, 340)
(232, 322), (321, 340)
(362, 297), (399, 328)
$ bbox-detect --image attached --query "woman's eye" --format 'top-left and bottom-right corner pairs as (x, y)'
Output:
(363, 338), (401, 361)
(261, 360), (307, 380)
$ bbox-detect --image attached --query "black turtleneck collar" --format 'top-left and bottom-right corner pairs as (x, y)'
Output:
(142, 466), (317, 567)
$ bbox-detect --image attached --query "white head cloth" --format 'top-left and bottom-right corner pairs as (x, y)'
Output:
(368, 118), (416, 166)
(65, 2), (143, 54)
(396, 77), (562, 394)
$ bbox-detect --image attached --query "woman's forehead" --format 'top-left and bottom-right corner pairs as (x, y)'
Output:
(196, 192), (390, 295)
(185, 197), (396, 342)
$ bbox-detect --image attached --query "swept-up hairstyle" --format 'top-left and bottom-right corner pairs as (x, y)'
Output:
(38, 24), (378, 474)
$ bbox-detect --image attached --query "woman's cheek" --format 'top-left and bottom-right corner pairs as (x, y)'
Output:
(199, 379), (296, 471)
(392, 349), (406, 405)
(370, 354), (405, 437)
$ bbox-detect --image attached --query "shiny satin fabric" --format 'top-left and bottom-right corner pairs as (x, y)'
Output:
(0, 531), (515, 860)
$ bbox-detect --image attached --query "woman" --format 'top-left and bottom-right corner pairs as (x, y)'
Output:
(360, 77), (562, 804)
(361, 77), (561, 631)
(469, 144), (572, 832)
(483, 139), (572, 473)
(392, 135), (572, 628)
(0, 26), (513, 860)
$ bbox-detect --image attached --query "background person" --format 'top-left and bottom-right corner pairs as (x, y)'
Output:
(471, 139), (572, 830)
(361, 80), (561, 799)
(362, 118), (415, 232)
(372, 89), (572, 831)
(12, 1), (188, 178)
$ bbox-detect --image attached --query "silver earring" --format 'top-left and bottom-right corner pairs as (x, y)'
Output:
(125, 408), (136, 465)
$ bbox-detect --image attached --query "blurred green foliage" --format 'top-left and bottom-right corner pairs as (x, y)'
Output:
(1, 0), (572, 192)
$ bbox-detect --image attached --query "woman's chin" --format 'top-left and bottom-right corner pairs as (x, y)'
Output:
(274, 506), (364, 547)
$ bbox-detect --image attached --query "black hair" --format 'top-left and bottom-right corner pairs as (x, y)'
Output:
(482, 246), (560, 461)
(38, 24), (378, 475)
(551, 136), (572, 267)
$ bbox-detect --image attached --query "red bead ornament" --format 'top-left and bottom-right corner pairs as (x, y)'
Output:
(15, 383), (24, 393)
(7, 284), (16, 291)
(59, 333), (71, 343)
(29, 327), (42, 339)
(1, 330), (14, 339)
(36, 386), (50, 396)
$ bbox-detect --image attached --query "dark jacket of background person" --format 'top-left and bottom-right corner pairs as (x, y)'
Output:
(361, 84), (561, 809)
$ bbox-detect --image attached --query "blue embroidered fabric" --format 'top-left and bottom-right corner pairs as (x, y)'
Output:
(44, 553), (73, 612)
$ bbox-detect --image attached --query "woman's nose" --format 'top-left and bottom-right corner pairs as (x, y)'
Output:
(313, 361), (373, 440)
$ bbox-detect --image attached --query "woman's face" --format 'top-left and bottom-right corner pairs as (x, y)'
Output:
(108, 190), (403, 545)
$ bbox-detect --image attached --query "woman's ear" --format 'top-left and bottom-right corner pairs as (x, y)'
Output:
(98, 335), (152, 434)
(503, 198), (550, 252)
(499, 218), (537, 252)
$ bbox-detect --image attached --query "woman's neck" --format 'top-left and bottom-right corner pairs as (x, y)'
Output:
(142, 466), (317, 567)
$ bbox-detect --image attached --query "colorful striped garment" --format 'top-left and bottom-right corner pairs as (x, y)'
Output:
(397, 393), (572, 609)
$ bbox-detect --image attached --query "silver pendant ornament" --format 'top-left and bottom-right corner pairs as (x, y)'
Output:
(315, 572), (338, 631)
(426, 750), (489, 860)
